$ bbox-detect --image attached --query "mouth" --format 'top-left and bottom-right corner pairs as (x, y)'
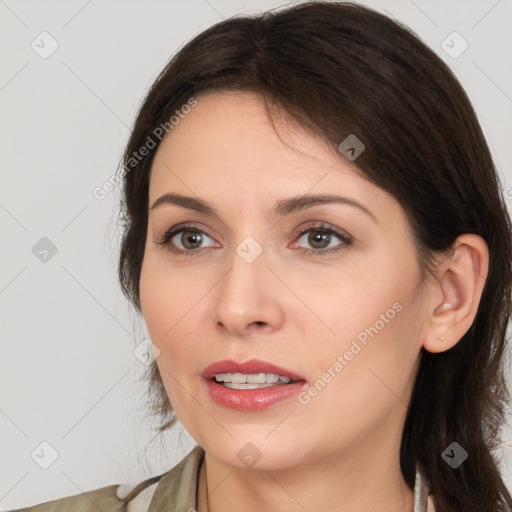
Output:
(214, 372), (295, 389)
(201, 359), (307, 411)
(202, 358), (306, 384)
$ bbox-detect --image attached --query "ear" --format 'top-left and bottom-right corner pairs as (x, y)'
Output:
(422, 234), (489, 353)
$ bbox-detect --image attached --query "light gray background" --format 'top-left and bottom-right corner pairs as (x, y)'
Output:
(1, 0), (511, 509)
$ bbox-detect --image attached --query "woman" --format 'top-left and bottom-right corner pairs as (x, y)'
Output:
(12, 1), (512, 511)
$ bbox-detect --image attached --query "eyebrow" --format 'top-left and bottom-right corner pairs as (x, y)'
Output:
(149, 192), (378, 223)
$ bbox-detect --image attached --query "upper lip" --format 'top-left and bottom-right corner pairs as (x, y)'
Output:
(202, 359), (306, 381)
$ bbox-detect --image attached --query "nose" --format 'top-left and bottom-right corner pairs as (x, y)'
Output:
(213, 246), (284, 338)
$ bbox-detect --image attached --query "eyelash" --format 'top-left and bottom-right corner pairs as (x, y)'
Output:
(156, 221), (353, 257)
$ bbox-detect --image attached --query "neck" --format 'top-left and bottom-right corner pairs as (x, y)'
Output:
(196, 427), (414, 512)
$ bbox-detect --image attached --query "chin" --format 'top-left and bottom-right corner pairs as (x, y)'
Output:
(200, 435), (306, 472)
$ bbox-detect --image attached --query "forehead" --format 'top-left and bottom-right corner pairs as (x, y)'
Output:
(151, 91), (337, 176)
(148, 90), (392, 219)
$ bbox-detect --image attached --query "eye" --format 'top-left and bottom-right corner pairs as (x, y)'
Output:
(156, 223), (218, 256)
(156, 221), (353, 257)
(292, 222), (353, 256)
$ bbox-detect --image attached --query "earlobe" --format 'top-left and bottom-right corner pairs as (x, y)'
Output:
(422, 234), (489, 354)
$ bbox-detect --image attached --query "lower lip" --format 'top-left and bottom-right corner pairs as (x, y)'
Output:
(204, 379), (307, 411)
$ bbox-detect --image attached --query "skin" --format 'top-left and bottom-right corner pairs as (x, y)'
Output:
(139, 90), (488, 512)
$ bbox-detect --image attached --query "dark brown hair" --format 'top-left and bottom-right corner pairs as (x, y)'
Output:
(116, 2), (512, 509)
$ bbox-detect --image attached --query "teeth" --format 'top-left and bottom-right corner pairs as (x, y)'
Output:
(246, 373), (266, 384)
(224, 382), (281, 389)
(231, 373), (248, 384)
(214, 373), (293, 385)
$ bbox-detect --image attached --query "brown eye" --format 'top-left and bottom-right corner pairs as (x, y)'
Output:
(303, 229), (333, 249)
(157, 224), (218, 256)
(177, 230), (204, 250)
(295, 224), (353, 256)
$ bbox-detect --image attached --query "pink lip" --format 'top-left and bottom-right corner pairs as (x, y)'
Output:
(201, 359), (307, 412)
(201, 359), (306, 381)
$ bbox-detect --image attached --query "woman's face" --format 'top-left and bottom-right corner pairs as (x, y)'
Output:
(140, 90), (430, 471)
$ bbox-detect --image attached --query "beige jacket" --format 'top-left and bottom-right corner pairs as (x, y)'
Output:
(9, 445), (435, 511)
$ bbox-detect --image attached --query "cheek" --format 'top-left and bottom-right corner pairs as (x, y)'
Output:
(307, 259), (413, 346)
(140, 264), (196, 415)
(301, 254), (422, 399)
(139, 263), (170, 342)
(139, 253), (200, 342)
(296, 304), (421, 448)
(139, 255), (208, 385)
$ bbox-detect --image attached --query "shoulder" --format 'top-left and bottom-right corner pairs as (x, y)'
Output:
(8, 479), (162, 512)
(8, 483), (126, 512)
(8, 445), (205, 512)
